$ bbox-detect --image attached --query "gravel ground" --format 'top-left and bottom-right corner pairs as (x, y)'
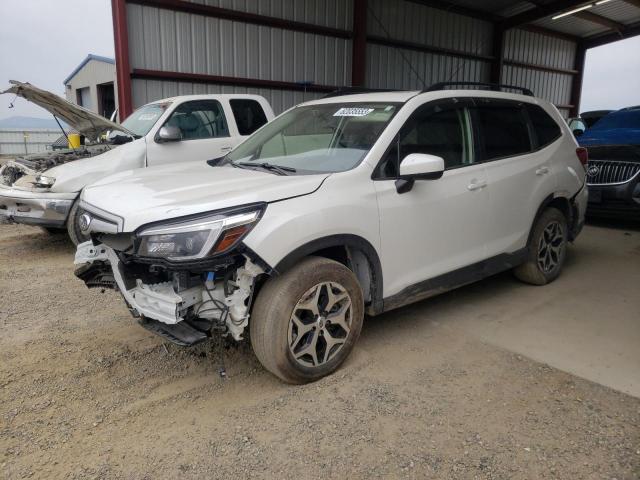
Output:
(1, 224), (639, 480)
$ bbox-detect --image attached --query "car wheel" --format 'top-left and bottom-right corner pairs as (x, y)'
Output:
(250, 256), (364, 384)
(66, 199), (90, 246)
(514, 207), (568, 286)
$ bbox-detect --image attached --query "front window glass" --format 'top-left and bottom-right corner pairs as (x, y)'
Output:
(377, 105), (471, 178)
(164, 100), (229, 139)
(120, 102), (171, 137)
(224, 103), (399, 174)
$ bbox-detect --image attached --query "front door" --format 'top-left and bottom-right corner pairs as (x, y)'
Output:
(373, 99), (490, 298)
(146, 99), (237, 167)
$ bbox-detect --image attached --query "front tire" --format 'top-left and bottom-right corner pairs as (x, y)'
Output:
(250, 256), (364, 384)
(514, 207), (568, 285)
(66, 199), (90, 246)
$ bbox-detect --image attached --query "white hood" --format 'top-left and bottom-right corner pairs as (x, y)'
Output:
(82, 162), (330, 232)
(2, 80), (133, 141)
(48, 139), (147, 193)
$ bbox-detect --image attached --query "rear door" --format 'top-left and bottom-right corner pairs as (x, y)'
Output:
(146, 99), (236, 166)
(373, 98), (491, 298)
(473, 98), (560, 256)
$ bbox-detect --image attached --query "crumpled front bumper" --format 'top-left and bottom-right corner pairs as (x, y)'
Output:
(0, 186), (76, 227)
(74, 242), (202, 325)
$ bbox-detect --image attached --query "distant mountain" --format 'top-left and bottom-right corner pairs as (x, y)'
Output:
(0, 116), (68, 130)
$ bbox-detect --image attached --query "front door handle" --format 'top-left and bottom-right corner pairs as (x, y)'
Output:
(467, 180), (487, 191)
(536, 166), (550, 176)
(220, 146), (232, 152)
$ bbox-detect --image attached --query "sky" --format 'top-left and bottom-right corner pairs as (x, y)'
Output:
(0, 0), (638, 120)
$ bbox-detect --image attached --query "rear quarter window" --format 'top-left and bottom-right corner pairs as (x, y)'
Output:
(474, 100), (532, 161)
(230, 99), (268, 135)
(526, 104), (562, 148)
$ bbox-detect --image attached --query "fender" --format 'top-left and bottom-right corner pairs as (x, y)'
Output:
(526, 193), (576, 247)
(274, 234), (384, 316)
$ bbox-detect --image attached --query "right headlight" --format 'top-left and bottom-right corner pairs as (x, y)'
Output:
(136, 207), (263, 261)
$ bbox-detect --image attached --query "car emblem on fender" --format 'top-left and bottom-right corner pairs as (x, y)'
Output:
(79, 213), (92, 233)
(587, 165), (599, 177)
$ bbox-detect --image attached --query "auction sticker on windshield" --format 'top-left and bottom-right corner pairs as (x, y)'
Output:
(333, 107), (374, 117)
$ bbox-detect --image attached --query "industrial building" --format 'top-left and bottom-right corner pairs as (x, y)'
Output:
(64, 54), (117, 119)
(110, 0), (640, 120)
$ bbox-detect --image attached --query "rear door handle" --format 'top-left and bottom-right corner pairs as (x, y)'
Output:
(220, 146), (232, 152)
(536, 166), (550, 176)
(467, 180), (487, 191)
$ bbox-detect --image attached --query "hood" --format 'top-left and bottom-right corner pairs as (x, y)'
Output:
(579, 128), (640, 147)
(47, 138), (147, 193)
(1, 80), (134, 141)
(82, 162), (329, 232)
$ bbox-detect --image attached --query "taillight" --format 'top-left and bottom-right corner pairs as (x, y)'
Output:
(576, 147), (588, 168)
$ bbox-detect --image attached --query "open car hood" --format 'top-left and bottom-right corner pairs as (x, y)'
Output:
(1, 80), (134, 141)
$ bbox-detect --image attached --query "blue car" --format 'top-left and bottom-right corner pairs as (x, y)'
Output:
(578, 106), (640, 219)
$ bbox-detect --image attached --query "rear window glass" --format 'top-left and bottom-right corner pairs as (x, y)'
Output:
(526, 104), (562, 148)
(591, 110), (640, 130)
(475, 102), (532, 161)
(230, 99), (268, 135)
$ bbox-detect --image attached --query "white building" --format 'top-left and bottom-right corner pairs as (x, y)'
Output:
(64, 54), (117, 120)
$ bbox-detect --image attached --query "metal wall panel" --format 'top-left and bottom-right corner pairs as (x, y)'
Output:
(502, 29), (576, 116)
(367, 0), (494, 56)
(366, 43), (490, 90)
(0, 130), (61, 155)
(127, 3), (352, 88)
(131, 78), (323, 114)
(181, 0), (353, 30)
(504, 29), (576, 70)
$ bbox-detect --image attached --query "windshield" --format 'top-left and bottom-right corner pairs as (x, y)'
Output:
(120, 102), (171, 137)
(224, 103), (399, 173)
(591, 110), (640, 130)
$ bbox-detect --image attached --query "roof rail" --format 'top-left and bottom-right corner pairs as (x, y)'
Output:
(322, 87), (398, 99)
(424, 82), (534, 97)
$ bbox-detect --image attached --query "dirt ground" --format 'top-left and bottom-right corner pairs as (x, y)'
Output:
(1, 223), (639, 480)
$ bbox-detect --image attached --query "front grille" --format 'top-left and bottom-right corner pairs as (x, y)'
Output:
(586, 161), (640, 185)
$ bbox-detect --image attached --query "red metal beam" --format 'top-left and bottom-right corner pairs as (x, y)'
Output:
(490, 26), (505, 84)
(569, 44), (586, 117)
(367, 35), (494, 63)
(128, 0), (352, 39)
(112, 0), (133, 119)
(351, 0), (367, 87)
(131, 69), (339, 93)
(503, 59), (578, 75)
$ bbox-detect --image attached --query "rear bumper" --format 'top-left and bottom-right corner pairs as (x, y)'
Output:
(587, 178), (640, 219)
(0, 187), (76, 227)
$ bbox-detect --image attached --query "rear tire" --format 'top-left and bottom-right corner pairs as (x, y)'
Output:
(250, 256), (364, 384)
(66, 199), (90, 246)
(514, 207), (568, 285)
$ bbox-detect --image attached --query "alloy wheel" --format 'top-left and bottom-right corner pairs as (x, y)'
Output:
(288, 282), (352, 367)
(537, 220), (564, 273)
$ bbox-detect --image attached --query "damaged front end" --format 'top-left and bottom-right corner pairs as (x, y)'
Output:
(73, 205), (269, 346)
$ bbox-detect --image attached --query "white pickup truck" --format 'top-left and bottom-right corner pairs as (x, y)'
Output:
(0, 81), (274, 243)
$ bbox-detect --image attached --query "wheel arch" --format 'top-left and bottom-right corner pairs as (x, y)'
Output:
(273, 234), (384, 316)
(527, 194), (574, 246)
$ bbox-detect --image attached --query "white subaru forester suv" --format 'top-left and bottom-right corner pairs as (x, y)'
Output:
(74, 84), (589, 384)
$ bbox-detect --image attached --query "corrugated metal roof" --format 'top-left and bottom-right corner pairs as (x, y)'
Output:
(533, 15), (610, 38)
(590, 1), (640, 24)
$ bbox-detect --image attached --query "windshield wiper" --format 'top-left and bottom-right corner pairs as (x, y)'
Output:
(234, 161), (297, 175)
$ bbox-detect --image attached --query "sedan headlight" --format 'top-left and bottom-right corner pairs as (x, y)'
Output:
(136, 207), (263, 261)
(13, 174), (56, 189)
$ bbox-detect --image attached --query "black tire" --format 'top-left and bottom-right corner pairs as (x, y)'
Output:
(66, 199), (90, 246)
(514, 207), (568, 285)
(250, 256), (364, 384)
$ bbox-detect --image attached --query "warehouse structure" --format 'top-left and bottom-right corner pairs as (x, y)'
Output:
(64, 54), (117, 119)
(110, 0), (640, 119)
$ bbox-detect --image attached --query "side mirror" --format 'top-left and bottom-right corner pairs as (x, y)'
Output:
(395, 153), (445, 194)
(156, 125), (182, 143)
(572, 129), (584, 138)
